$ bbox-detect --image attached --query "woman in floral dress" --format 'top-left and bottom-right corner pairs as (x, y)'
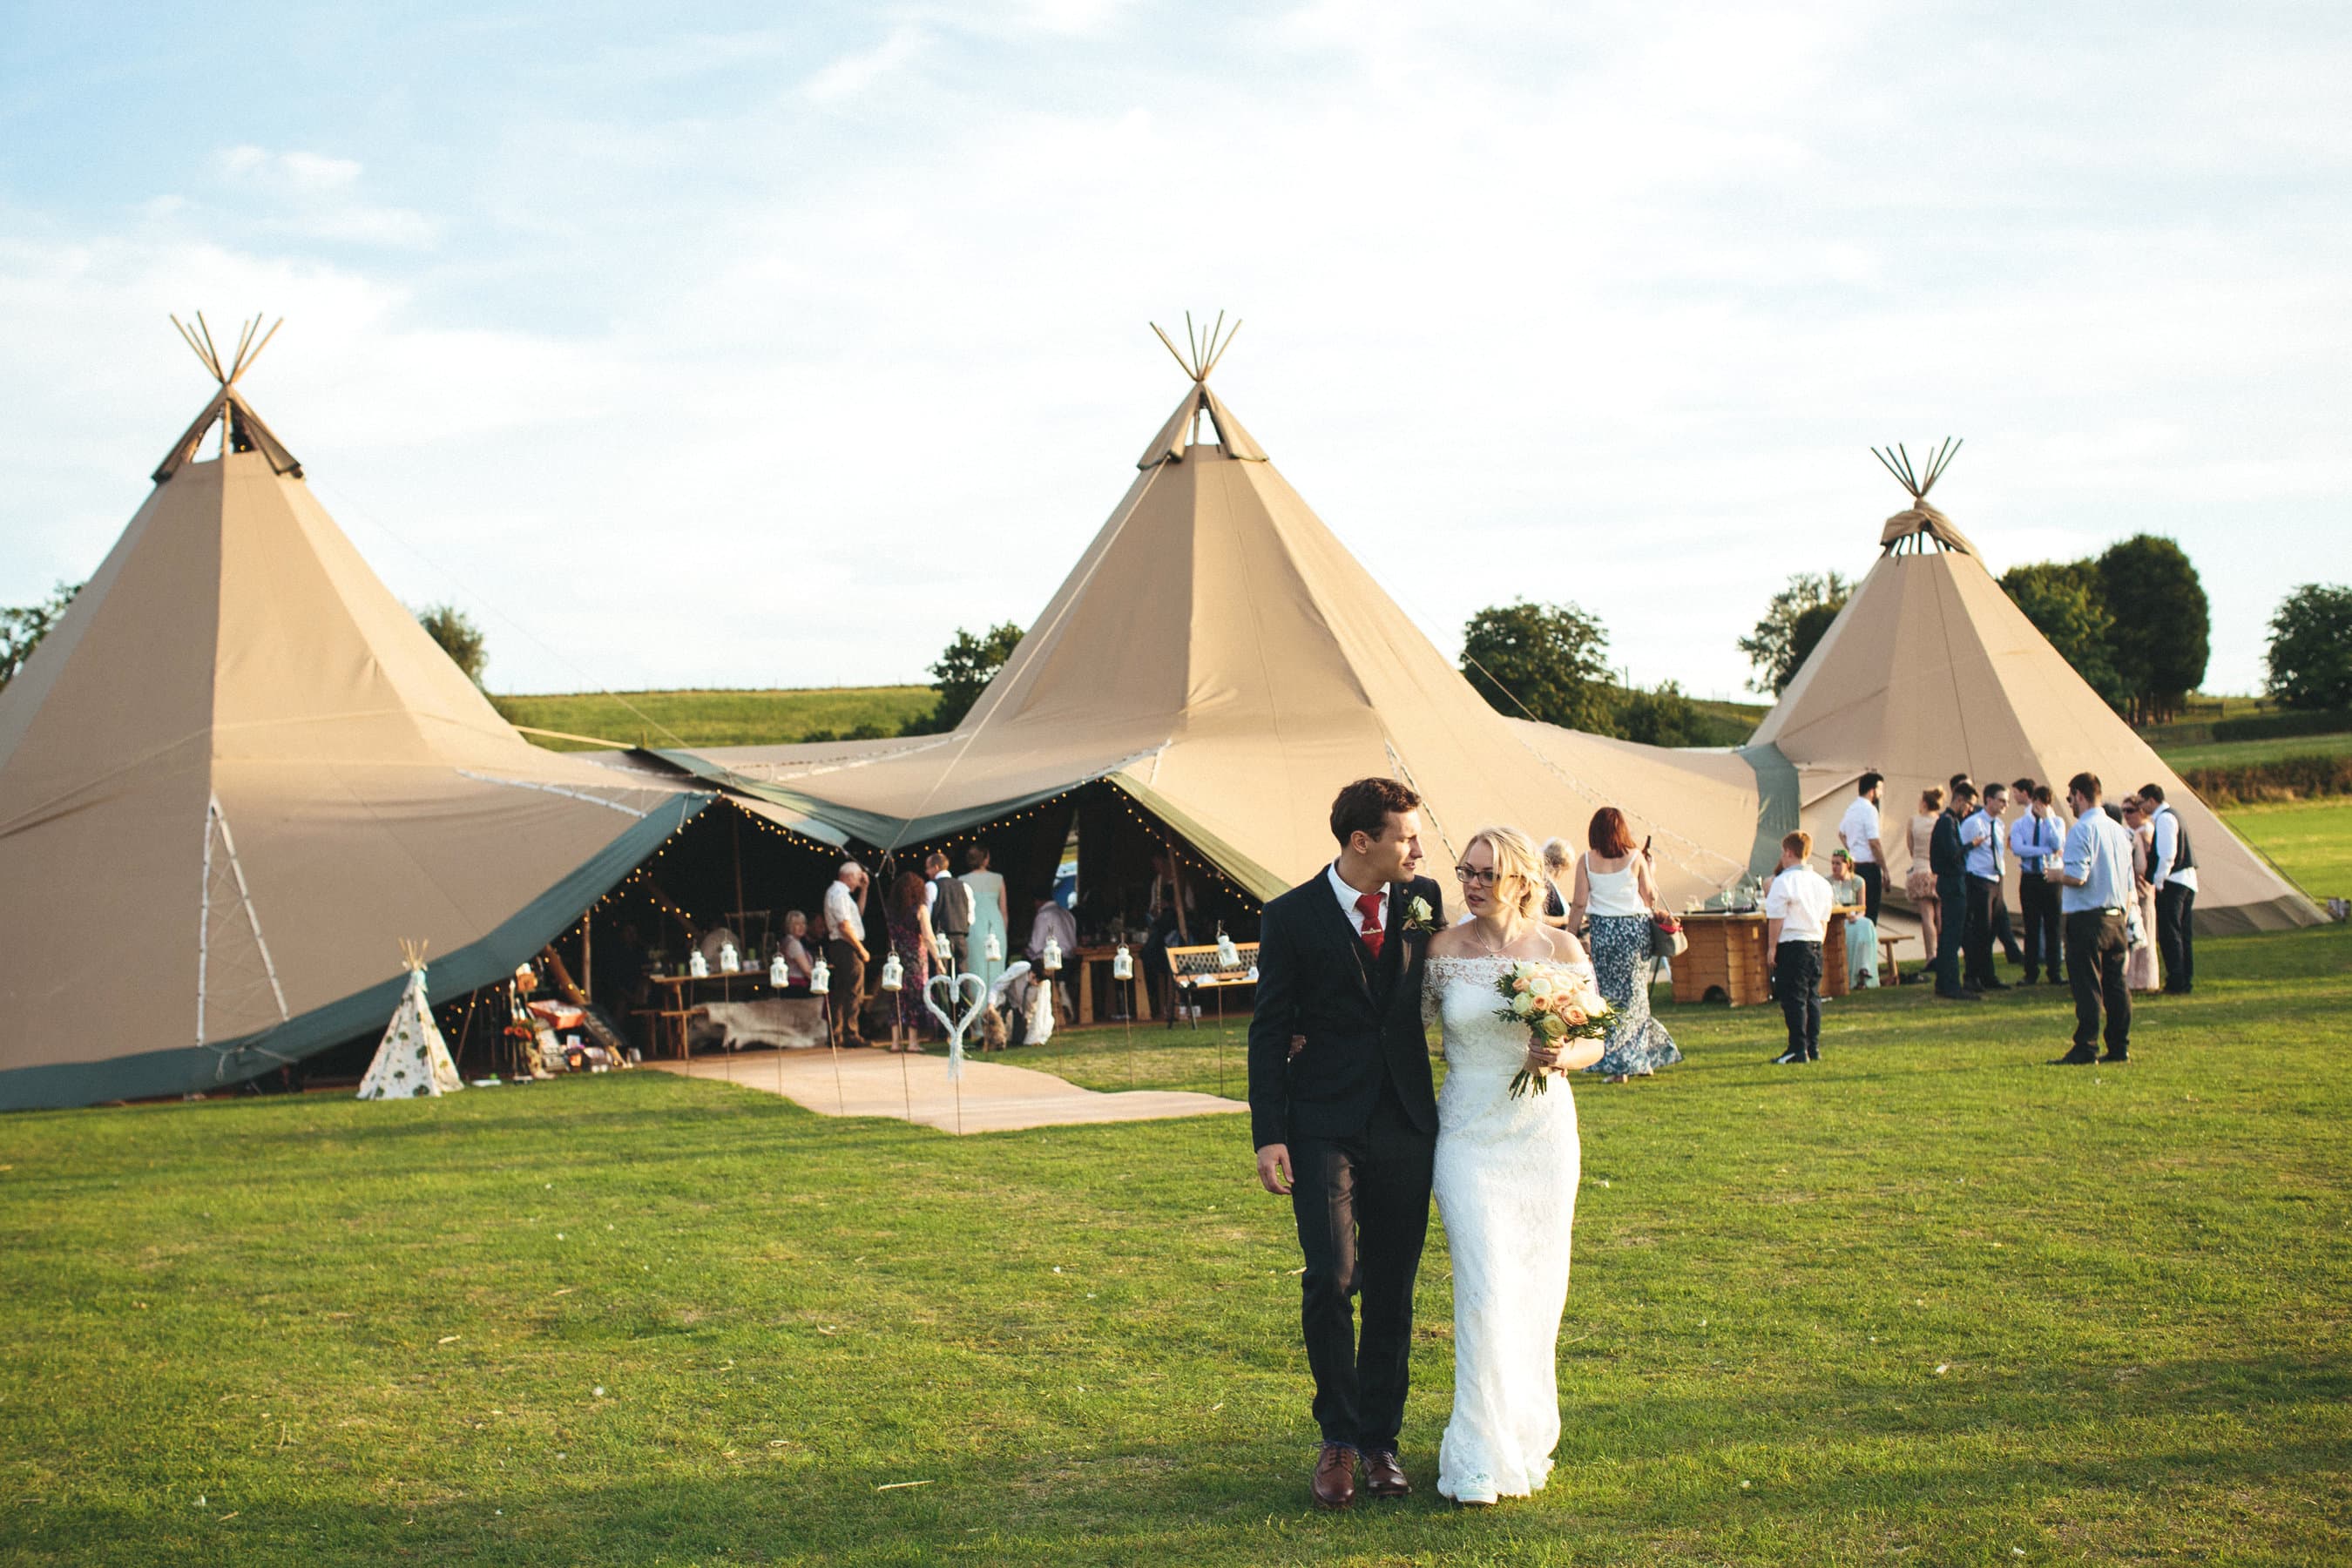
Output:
(1568, 808), (1682, 1084)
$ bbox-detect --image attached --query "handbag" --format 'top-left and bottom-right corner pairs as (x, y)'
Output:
(1649, 911), (1688, 959)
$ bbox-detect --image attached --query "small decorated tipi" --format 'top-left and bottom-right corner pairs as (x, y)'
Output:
(357, 944), (464, 1099)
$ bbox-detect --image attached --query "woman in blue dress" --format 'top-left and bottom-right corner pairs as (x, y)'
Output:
(1568, 808), (1683, 1084)
(958, 844), (1010, 992)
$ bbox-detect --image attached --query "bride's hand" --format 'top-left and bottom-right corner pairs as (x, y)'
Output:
(1523, 1044), (1563, 1077)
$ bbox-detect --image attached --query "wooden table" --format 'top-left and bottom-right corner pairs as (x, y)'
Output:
(1670, 911), (1854, 1007)
(1073, 946), (1153, 1025)
(637, 968), (792, 1058)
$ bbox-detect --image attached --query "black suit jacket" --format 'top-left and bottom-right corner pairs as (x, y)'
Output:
(1247, 869), (1445, 1149)
(1930, 811), (1965, 879)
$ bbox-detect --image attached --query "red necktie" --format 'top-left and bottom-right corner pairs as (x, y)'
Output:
(1355, 890), (1385, 957)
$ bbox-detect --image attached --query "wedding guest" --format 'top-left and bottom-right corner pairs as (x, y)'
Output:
(2139, 782), (2197, 995)
(1928, 782), (1978, 1001)
(1024, 891), (1080, 1034)
(1540, 836), (1575, 928)
(959, 844), (1010, 990)
(778, 910), (816, 992)
(883, 870), (940, 1053)
(1141, 850), (1193, 1019)
(1828, 850), (1879, 989)
(1959, 781), (2011, 991)
(2051, 773), (2137, 1064)
(1569, 808), (1680, 1084)
(1985, 778), (2031, 966)
(1905, 787), (1945, 972)
(2008, 784), (2068, 986)
(2119, 796), (2164, 993)
(1766, 831), (1834, 1064)
(1836, 772), (1888, 923)
(925, 850), (970, 978)
(821, 861), (872, 1049)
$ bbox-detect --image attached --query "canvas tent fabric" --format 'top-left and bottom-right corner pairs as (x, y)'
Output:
(1748, 500), (2320, 935)
(0, 386), (708, 1112)
(673, 375), (1766, 907)
(356, 966), (464, 1099)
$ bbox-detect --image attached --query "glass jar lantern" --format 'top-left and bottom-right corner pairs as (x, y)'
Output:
(1112, 943), (1133, 980)
(880, 951), (904, 991)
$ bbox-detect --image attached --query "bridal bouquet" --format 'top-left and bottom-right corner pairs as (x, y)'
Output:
(1495, 960), (1612, 1098)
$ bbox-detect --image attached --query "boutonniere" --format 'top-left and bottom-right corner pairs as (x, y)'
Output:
(1402, 896), (1436, 936)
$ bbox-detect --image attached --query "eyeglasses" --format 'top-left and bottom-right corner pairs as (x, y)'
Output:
(1452, 865), (1501, 888)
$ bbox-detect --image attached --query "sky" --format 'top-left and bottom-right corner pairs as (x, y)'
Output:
(3, 2), (2347, 700)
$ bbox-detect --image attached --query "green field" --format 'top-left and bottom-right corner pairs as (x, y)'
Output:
(3, 806), (2348, 1565)
(2157, 732), (2352, 770)
(490, 687), (937, 750)
(2224, 797), (2352, 900)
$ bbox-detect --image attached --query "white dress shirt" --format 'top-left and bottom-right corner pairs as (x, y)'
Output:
(2061, 813), (2137, 913)
(2009, 808), (2065, 875)
(1327, 862), (1389, 943)
(1837, 796), (1882, 864)
(822, 878), (865, 944)
(1764, 865), (1834, 943)
(1960, 808), (2006, 880)
(2149, 806), (2200, 893)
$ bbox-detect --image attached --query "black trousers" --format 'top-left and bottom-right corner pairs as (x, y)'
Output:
(1288, 1086), (1435, 1451)
(1991, 888), (2022, 963)
(1856, 861), (1883, 923)
(2017, 872), (2065, 983)
(2064, 910), (2132, 1055)
(1963, 877), (1999, 987)
(824, 938), (865, 1046)
(2156, 883), (2196, 993)
(1934, 874), (1969, 995)
(1775, 940), (1822, 1057)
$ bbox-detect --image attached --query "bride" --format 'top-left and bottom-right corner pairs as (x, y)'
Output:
(1424, 824), (1606, 1505)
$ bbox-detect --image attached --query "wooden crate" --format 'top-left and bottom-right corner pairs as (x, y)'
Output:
(1671, 911), (1855, 1006)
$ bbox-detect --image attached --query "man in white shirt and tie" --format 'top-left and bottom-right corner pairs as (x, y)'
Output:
(1836, 773), (1887, 926)
(1764, 830), (1835, 1065)
(2007, 783), (2068, 987)
(2051, 771), (2138, 1064)
(2139, 781), (2199, 995)
(1958, 782), (2011, 991)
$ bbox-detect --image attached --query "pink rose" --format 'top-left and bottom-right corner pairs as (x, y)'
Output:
(1565, 1007), (1586, 1027)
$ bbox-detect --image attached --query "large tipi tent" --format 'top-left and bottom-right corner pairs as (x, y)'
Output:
(662, 322), (1767, 904)
(0, 319), (706, 1111)
(1745, 442), (2320, 935)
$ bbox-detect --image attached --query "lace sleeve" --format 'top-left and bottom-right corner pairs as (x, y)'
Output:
(1422, 970), (1443, 1035)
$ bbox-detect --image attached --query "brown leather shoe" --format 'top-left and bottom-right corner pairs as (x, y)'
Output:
(1362, 1448), (1410, 1498)
(1310, 1443), (1357, 1510)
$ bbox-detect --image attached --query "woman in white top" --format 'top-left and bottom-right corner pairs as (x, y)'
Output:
(1566, 808), (1682, 1084)
(1904, 787), (1944, 969)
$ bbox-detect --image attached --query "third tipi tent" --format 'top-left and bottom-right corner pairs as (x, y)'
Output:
(1745, 442), (2319, 935)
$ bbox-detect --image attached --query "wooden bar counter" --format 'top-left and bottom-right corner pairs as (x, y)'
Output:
(1669, 910), (1854, 1007)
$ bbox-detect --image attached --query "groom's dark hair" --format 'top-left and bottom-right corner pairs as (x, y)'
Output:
(1329, 777), (1420, 846)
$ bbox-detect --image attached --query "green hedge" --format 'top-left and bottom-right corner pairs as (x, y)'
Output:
(2146, 708), (2352, 747)
(2181, 753), (2352, 806)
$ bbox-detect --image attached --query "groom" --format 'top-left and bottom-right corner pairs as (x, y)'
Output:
(1248, 777), (1446, 1510)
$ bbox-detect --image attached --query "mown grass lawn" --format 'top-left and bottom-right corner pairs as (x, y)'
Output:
(2222, 797), (2352, 903)
(2158, 732), (2352, 770)
(2, 802), (2346, 1565)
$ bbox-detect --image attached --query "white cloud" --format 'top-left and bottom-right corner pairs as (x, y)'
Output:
(804, 25), (926, 104)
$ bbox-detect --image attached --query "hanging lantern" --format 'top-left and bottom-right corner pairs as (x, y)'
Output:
(718, 941), (739, 973)
(768, 950), (790, 986)
(688, 948), (709, 979)
(1216, 929), (1240, 970)
(809, 955), (831, 993)
(985, 931), (1004, 964)
(1042, 937), (1063, 974)
(1112, 943), (1134, 981)
(880, 951), (904, 991)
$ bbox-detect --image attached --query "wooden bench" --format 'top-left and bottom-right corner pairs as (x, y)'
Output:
(1165, 942), (1259, 1030)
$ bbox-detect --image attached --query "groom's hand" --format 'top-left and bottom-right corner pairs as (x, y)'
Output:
(1255, 1143), (1294, 1195)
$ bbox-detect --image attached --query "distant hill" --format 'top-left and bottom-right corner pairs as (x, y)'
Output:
(497, 685), (1767, 754)
(490, 687), (938, 751)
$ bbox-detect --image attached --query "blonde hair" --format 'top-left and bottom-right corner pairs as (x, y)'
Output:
(1464, 825), (1547, 919)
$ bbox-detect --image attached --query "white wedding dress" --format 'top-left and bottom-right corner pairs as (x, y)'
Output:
(1426, 954), (1588, 1504)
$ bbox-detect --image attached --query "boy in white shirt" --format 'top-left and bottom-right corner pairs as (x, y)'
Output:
(1764, 830), (1835, 1065)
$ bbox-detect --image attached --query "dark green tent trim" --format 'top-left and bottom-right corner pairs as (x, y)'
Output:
(0, 794), (715, 1112)
(1735, 742), (1801, 882)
